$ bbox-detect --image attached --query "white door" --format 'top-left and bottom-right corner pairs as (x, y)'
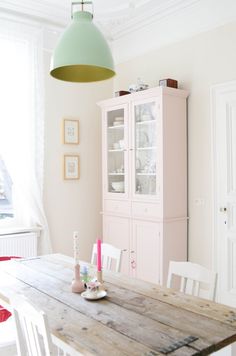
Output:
(212, 81), (236, 356)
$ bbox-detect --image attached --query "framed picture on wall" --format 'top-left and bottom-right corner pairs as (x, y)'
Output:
(63, 119), (79, 144)
(64, 155), (80, 180)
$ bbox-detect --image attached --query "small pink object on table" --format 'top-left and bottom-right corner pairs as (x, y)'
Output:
(97, 239), (102, 272)
(71, 264), (84, 293)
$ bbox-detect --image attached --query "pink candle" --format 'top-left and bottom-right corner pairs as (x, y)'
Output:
(97, 239), (102, 272)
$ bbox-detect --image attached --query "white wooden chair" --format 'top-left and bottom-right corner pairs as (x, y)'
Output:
(91, 242), (122, 273)
(167, 261), (218, 301)
(11, 296), (79, 356)
(0, 256), (21, 355)
(0, 316), (17, 355)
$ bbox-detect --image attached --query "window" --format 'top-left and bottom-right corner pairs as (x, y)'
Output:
(0, 29), (33, 225)
(0, 19), (51, 254)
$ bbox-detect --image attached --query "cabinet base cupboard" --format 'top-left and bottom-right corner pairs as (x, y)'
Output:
(98, 86), (189, 285)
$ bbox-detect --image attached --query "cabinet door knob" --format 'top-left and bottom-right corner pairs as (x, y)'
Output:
(130, 250), (135, 254)
(122, 249), (127, 252)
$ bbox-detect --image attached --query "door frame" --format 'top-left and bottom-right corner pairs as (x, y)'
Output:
(211, 80), (236, 303)
(211, 81), (236, 356)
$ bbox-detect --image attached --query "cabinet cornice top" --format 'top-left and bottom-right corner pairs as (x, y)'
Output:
(97, 86), (189, 107)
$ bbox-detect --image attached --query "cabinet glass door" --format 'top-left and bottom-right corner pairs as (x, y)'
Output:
(106, 107), (127, 195)
(133, 100), (159, 197)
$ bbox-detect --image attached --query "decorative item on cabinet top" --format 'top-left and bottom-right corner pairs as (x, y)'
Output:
(129, 78), (149, 93)
(159, 78), (178, 89)
(115, 91), (130, 97)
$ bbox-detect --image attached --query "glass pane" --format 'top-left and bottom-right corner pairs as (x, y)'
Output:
(107, 108), (125, 194)
(134, 101), (157, 196)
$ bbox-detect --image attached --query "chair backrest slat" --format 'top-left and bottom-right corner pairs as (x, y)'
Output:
(12, 297), (53, 356)
(167, 261), (217, 301)
(91, 243), (122, 273)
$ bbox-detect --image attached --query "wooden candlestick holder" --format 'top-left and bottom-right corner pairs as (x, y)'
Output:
(97, 270), (105, 290)
(71, 264), (85, 293)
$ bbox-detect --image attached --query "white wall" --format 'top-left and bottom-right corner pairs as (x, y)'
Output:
(114, 21), (236, 269)
(43, 50), (113, 261)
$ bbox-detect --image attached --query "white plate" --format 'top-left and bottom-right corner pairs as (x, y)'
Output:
(81, 290), (107, 300)
(113, 188), (124, 193)
(113, 121), (123, 126)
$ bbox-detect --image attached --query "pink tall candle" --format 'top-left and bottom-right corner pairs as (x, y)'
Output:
(97, 239), (102, 272)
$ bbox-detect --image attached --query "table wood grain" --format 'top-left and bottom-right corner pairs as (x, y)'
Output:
(0, 253), (236, 355)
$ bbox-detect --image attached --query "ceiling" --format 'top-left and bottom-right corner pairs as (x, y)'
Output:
(0, 0), (236, 63)
(0, 0), (201, 39)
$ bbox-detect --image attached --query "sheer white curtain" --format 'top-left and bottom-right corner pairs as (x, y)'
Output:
(0, 18), (52, 254)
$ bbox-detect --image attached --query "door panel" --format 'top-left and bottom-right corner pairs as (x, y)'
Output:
(103, 215), (130, 275)
(131, 98), (160, 201)
(132, 220), (160, 284)
(103, 104), (129, 199)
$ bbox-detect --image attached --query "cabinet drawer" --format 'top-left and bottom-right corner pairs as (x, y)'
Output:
(132, 202), (161, 219)
(104, 200), (131, 215)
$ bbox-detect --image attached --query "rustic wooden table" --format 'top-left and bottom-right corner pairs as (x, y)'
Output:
(0, 253), (236, 355)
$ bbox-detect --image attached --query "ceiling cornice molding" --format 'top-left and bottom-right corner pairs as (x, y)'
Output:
(0, 0), (68, 27)
(97, 0), (201, 40)
(0, 0), (202, 38)
(112, 0), (236, 64)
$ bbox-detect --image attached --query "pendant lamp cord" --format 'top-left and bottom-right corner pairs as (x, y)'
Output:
(71, 1), (93, 18)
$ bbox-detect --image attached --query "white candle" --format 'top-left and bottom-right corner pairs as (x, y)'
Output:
(73, 231), (79, 265)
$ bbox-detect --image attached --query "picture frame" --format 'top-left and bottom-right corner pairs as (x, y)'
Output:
(64, 155), (80, 180)
(63, 119), (79, 144)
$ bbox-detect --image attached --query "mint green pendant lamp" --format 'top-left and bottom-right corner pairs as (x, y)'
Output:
(50, 1), (115, 82)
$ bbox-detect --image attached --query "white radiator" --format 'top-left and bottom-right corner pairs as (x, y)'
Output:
(0, 231), (38, 257)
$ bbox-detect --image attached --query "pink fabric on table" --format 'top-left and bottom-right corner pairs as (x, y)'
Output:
(0, 256), (21, 322)
(0, 256), (21, 262)
(0, 307), (11, 322)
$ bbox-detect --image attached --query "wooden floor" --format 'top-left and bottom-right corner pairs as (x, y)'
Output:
(0, 254), (236, 355)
